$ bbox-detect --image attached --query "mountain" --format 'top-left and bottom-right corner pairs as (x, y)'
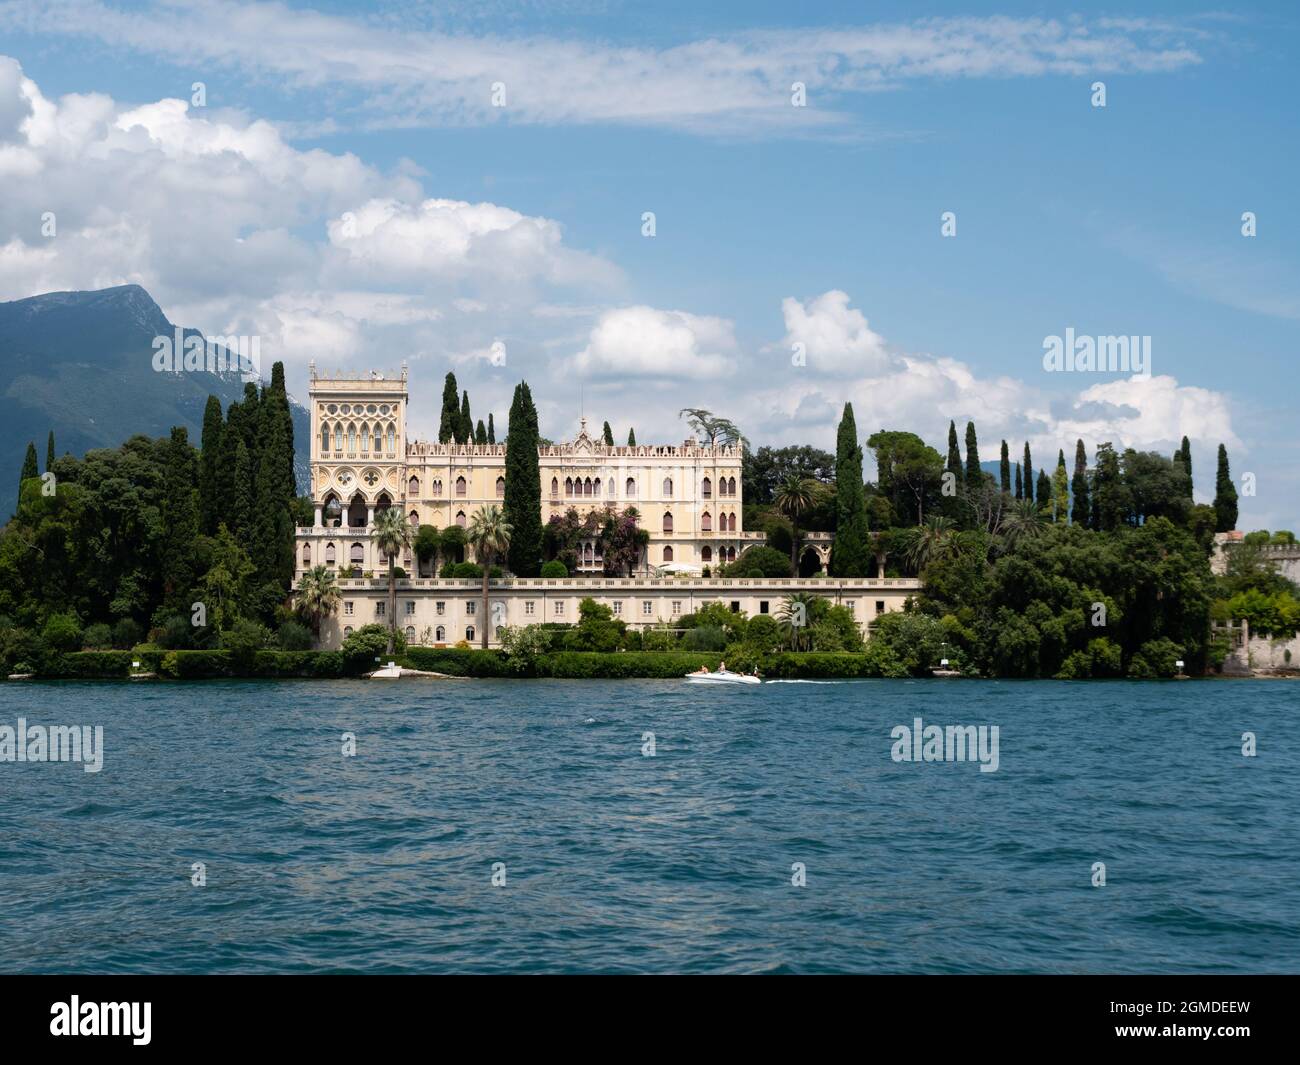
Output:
(0, 285), (308, 517)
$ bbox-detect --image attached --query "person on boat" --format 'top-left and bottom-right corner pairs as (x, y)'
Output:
(694, 665), (709, 674)
(718, 660), (726, 674)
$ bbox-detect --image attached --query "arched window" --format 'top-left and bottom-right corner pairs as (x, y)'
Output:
(408, 510), (419, 526)
(333, 424), (342, 451)
(584, 543), (594, 565)
(408, 476), (419, 496)
(729, 513), (737, 532)
(405, 625), (415, 642)
(343, 626), (353, 638)
(455, 476), (467, 496)
(727, 546), (736, 563)
(325, 542), (336, 565)
(701, 511), (712, 532)
(663, 546), (674, 563)
(456, 510), (466, 527)
(359, 423), (370, 453)
(728, 476), (736, 496)
(626, 477), (636, 497)
(565, 477), (573, 497)
(375, 425), (384, 452)
(607, 478), (614, 496)
(433, 478), (443, 495)
(701, 546), (712, 563)
(320, 424), (330, 453)
(702, 477), (712, 498)
(495, 476), (505, 498)
(347, 423), (357, 453)
(594, 478), (601, 497)
(466, 626), (475, 642)
(663, 477), (673, 497)
(350, 542), (364, 563)
(435, 625), (445, 642)
(584, 477), (593, 496)
(662, 512), (673, 534)
(551, 477), (559, 498)
(302, 543), (311, 565)
(387, 426), (395, 453)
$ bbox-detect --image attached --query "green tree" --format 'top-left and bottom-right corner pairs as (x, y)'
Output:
(487, 413), (496, 445)
(1052, 449), (1069, 521)
(829, 404), (870, 576)
(45, 431), (56, 472)
(1214, 443), (1238, 532)
(373, 506), (413, 653)
(1023, 442), (1034, 505)
(1036, 469), (1051, 509)
(438, 372), (460, 443)
(160, 426), (200, 611)
(867, 430), (944, 526)
(773, 474), (829, 570)
(198, 394), (224, 535)
(19, 441), (37, 491)
(964, 421), (981, 485)
(459, 390), (472, 445)
(900, 516), (960, 573)
(229, 438), (253, 544)
(252, 370), (296, 593)
(296, 565), (341, 639)
(999, 440), (1011, 494)
(1071, 439), (1090, 527)
(1092, 442), (1124, 531)
(945, 420), (963, 488)
(467, 503), (512, 649)
(475, 419), (487, 445)
(679, 408), (747, 448)
(1014, 462), (1023, 500)
(602, 420), (614, 446)
(627, 427), (636, 447)
(504, 381), (543, 576)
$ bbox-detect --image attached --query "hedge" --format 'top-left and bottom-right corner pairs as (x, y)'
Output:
(401, 647), (514, 677)
(39, 649), (345, 679)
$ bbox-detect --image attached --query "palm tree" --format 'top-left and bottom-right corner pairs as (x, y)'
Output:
(296, 565), (341, 642)
(773, 475), (829, 571)
(900, 516), (958, 573)
(467, 504), (513, 649)
(1002, 499), (1046, 549)
(777, 591), (821, 651)
(373, 507), (414, 653)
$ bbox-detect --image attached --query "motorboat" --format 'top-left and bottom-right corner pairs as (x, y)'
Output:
(684, 669), (761, 685)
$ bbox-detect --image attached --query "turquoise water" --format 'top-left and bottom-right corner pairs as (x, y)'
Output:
(1, 678), (1296, 974)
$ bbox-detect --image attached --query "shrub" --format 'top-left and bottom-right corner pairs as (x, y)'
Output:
(221, 619), (270, 664)
(41, 613), (83, 654)
(82, 622), (114, 650)
(742, 614), (782, 654)
(111, 617), (144, 649)
(276, 619), (314, 651)
(1127, 637), (1185, 679)
(722, 545), (793, 578)
(540, 560), (568, 577)
(341, 623), (405, 673)
(154, 614), (194, 650)
(497, 624), (551, 672)
(683, 625), (727, 651)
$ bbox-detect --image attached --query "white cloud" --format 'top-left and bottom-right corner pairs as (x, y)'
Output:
(780, 289), (890, 375)
(563, 306), (739, 381)
(0, 4), (1209, 135)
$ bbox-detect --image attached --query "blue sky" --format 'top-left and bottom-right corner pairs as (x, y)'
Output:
(1, 1), (1297, 527)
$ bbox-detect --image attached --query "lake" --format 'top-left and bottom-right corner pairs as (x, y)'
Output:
(1, 678), (1296, 973)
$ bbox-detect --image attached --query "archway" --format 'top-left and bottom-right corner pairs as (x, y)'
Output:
(346, 493), (367, 528)
(798, 546), (824, 577)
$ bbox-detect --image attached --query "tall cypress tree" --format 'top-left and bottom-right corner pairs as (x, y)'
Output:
(487, 413), (496, 445)
(459, 391), (472, 445)
(199, 395), (224, 535)
(1052, 449), (1069, 522)
(253, 373), (296, 591)
(1176, 435), (1194, 500)
(230, 438), (253, 543)
(504, 381), (543, 576)
(829, 403), (870, 576)
(945, 420), (962, 487)
(602, 421), (614, 447)
(269, 362), (297, 500)
(1214, 443), (1238, 532)
(160, 427), (200, 610)
(999, 440), (1011, 493)
(475, 419), (487, 445)
(627, 428), (636, 447)
(1070, 439), (1090, 526)
(1023, 442), (1034, 505)
(1014, 462), (1023, 500)
(45, 431), (56, 472)
(19, 441), (37, 490)
(439, 372), (460, 443)
(964, 421), (981, 485)
(1036, 469), (1051, 509)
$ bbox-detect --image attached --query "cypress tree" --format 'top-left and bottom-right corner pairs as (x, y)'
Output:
(160, 427), (200, 610)
(1052, 449), (1069, 522)
(253, 377), (296, 591)
(45, 431), (56, 472)
(1176, 435), (1194, 500)
(1071, 439), (1090, 526)
(199, 395), (224, 535)
(1093, 443), (1122, 532)
(240, 382), (260, 457)
(602, 421), (614, 447)
(829, 403), (871, 576)
(459, 391), (472, 445)
(1214, 443), (1238, 532)
(1023, 442), (1034, 505)
(1036, 469), (1051, 508)
(439, 372), (460, 443)
(999, 440), (1011, 493)
(475, 419), (487, 445)
(1014, 462), (1022, 500)
(504, 381), (543, 576)
(487, 413), (496, 445)
(945, 420), (962, 487)
(269, 362), (297, 500)
(627, 428), (636, 447)
(230, 438), (253, 543)
(964, 421), (981, 484)
(19, 441), (37, 490)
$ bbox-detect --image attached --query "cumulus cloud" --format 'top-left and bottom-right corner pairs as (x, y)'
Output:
(563, 306), (739, 381)
(780, 290), (890, 375)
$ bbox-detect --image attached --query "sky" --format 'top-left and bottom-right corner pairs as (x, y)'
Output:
(0, 1), (1297, 528)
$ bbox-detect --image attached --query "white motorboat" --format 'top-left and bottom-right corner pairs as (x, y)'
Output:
(684, 670), (761, 685)
(370, 661), (402, 679)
